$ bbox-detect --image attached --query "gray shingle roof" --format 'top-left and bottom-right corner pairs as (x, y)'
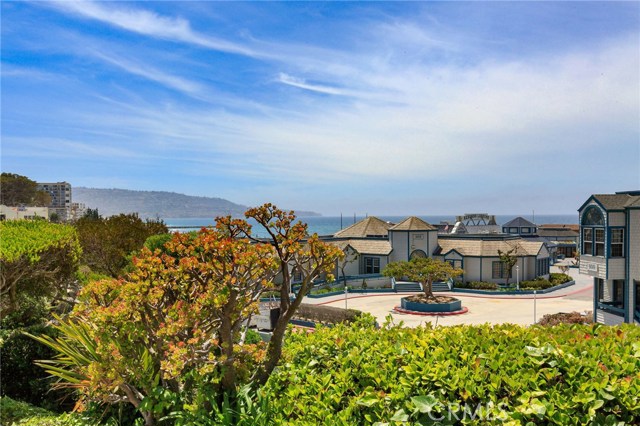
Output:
(436, 238), (544, 257)
(502, 217), (536, 228)
(334, 216), (394, 238)
(592, 193), (640, 210)
(331, 239), (393, 256)
(389, 216), (437, 231)
(537, 229), (578, 238)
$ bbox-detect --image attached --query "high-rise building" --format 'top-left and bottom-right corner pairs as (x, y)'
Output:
(37, 181), (71, 220)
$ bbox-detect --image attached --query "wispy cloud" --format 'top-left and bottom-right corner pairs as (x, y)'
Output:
(49, 0), (261, 57)
(90, 51), (203, 95)
(277, 73), (349, 96)
(4, 2), (638, 213)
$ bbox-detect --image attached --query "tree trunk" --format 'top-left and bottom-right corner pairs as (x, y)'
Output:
(423, 279), (434, 299)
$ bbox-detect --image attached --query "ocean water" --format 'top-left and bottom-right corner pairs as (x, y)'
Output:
(164, 214), (578, 238)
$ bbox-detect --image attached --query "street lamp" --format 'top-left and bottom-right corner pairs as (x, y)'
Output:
(345, 284), (348, 311)
(516, 265), (520, 291)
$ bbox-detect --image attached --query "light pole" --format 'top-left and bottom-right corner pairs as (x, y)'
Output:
(344, 284), (348, 311)
(516, 265), (520, 291)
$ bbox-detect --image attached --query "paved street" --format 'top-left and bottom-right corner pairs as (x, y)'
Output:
(305, 264), (594, 327)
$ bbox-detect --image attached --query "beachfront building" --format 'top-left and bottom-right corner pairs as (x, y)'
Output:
(388, 217), (439, 262)
(327, 215), (550, 285)
(331, 216), (394, 277)
(433, 235), (549, 284)
(537, 224), (579, 258)
(502, 217), (537, 236)
(578, 191), (640, 325)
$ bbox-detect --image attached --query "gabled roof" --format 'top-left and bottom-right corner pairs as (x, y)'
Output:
(334, 216), (393, 238)
(502, 217), (536, 228)
(579, 192), (640, 212)
(389, 216), (437, 231)
(435, 238), (544, 257)
(331, 239), (393, 256)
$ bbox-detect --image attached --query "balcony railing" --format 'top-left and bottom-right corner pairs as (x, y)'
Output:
(597, 301), (625, 316)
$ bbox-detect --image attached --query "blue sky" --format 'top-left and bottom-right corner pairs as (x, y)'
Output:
(2, 1), (639, 215)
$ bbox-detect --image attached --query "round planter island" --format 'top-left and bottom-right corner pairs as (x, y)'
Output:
(395, 295), (468, 316)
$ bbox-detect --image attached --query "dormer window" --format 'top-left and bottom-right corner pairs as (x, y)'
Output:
(581, 206), (604, 226)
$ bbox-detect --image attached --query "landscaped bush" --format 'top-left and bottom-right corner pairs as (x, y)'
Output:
(0, 397), (100, 426)
(293, 303), (368, 325)
(263, 320), (640, 425)
(538, 311), (593, 326)
(520, 278), (555, 290)
(455, 281), (499, 290)
(0, 325), (73, 411)
(549, 273), (573, 285)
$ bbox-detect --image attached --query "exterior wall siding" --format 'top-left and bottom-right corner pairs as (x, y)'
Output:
(580, 256), (606, 279)
(596, 310), (625, 325)
(608, 212), (626, 227)
(389, 232), (409, 262)
(629, 210), (640, 322)
(606, 258), (626, 280)
(409, 232), (429, 259)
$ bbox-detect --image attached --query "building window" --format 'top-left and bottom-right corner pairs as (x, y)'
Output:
(509, 227), (518, 234)
(292, 268), (303, 282)
(536, 258), (550, 277)
(635, 281), (640, 319)
(610, 229), (624, 257)
(612, 280), (625, 308)
(581, 206), (604, 226)
(594, 229), (605, 256)
(447, 259), (462, 269)
(521, 227), (531, 234)
(364, 257), (380, 274)
(492, 261), (509, 279)
(410, 250), (427, 260)
(596, 278), (604, 302)
(582, 228), (592, 255)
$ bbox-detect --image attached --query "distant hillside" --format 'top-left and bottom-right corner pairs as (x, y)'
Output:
(73, 187), (320, 219)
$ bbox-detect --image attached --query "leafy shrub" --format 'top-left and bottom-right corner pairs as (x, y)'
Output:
(0, 397), (103, 426)
(538, 311), (593, 326)
(549, 273), (572, 285)
(0, 325), (72, 411)
(263, 321), (640, 425)
(143, 233), (173, 253)
(456, 281), (499, 290)
(520, 278), (554, 290)
(293, 304), (369, 325)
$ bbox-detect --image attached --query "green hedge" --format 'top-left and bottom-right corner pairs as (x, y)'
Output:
(263, 320), (640, 425)
(0, 397), (100, 426)
(293, 303), (368, 325)
(549, 273), (573, 285)
(0, 325), (72, 411)
(455, 281), (499, 290)
(520, 278), (555, 290)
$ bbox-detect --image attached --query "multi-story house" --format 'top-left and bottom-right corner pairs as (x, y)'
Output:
(578, 191), (640, 325)
(37, 182), (72, 221)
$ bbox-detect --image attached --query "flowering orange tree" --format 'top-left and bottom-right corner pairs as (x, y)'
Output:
(32, 204), (343, 425)
(243, 204), (344, 385)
